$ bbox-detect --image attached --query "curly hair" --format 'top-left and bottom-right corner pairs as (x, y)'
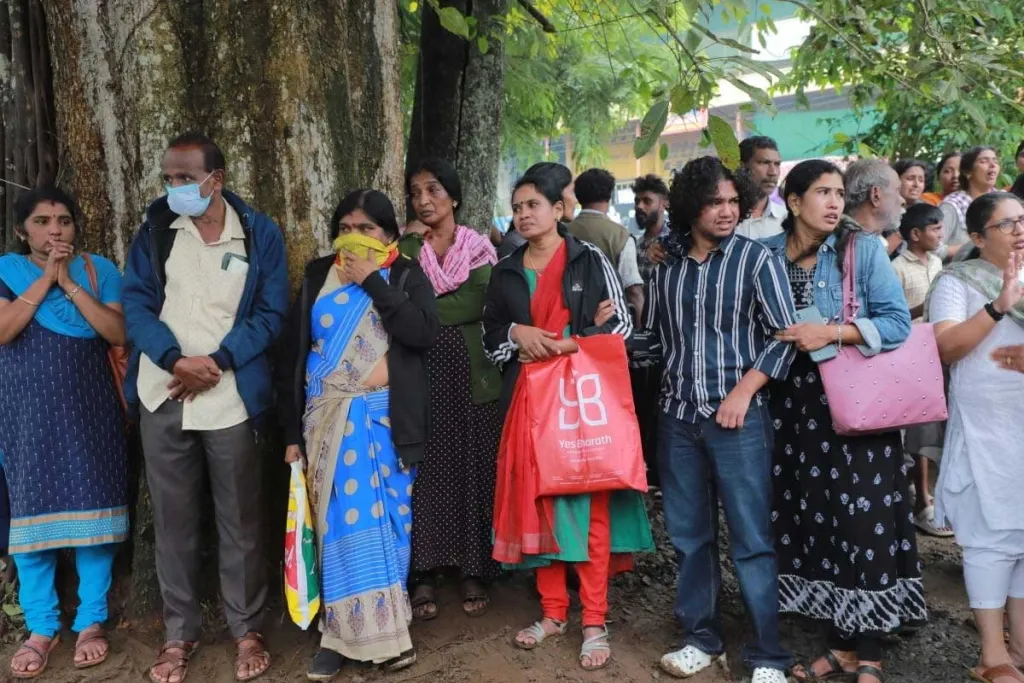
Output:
(574, 168), (616, 206)
(632, 173), (668, 197)
(668, 156), (757, 235)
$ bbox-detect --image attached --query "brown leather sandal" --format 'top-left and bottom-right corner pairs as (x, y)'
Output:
(11, 634), (60, 679)
(74, 625), (109, 669)
(235, 631), (271, 682)
(149, 640), (200, 683)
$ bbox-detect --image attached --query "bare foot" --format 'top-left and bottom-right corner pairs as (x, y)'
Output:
(515, 618), (563, 648)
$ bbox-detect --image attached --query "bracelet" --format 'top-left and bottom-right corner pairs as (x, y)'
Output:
(65, 285), (82, 301)
(17, 295), (40, 307)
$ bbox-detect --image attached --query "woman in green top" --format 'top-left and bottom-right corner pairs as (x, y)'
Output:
(400, 159), (503, 620)
(482, 173), (653, 672)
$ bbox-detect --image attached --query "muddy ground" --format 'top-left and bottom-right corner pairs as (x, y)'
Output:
(0, 500), (978, 683)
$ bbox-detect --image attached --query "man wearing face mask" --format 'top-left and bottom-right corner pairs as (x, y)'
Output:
(122, 132), (289, 683)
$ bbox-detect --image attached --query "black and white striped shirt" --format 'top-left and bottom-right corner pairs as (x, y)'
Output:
(644, 232), (797, 423)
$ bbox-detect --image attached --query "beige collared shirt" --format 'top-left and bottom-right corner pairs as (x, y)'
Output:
(736, 199), (787, 240)
(892, 249), (942, 321)
(137, 200), (250, 430)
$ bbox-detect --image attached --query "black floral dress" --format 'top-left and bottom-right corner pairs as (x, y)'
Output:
(769, 260), (927, 640)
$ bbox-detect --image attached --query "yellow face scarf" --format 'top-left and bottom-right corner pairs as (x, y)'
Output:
(333, 232), (398, 266)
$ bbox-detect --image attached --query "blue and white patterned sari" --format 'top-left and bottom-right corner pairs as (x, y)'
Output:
(303, 266), (414, 662)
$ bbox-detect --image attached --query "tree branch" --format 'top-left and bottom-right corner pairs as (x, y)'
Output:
(517, 0), (556, 33)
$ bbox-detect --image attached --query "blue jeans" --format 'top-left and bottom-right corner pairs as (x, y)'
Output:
(13, 544), (119, 637)
(657, 402), (791, 671)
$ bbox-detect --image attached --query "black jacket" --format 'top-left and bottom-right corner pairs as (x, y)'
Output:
(274, 255), (439, 466)
(482, 230), (632, 415)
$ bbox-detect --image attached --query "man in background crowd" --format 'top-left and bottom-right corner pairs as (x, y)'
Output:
(568, 168), (644, 323)
(735, 136), (786, 240)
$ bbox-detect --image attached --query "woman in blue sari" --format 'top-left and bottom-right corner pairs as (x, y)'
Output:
(276, 190), (438, 680)
(0, 186), (129, 678)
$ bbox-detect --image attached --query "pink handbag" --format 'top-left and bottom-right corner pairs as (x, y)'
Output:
(817, 242), (947, 436)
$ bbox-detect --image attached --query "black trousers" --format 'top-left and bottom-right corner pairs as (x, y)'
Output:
(630, 362), (662, 488)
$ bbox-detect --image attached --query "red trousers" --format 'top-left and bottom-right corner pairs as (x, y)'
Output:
(535, 492), (611, 627)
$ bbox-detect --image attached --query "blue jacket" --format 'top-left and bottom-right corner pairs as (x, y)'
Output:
(122, 190), (290, 421)
(761, 220), (911, 356)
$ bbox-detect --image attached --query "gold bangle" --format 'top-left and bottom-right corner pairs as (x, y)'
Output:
(17, 295), (40, 307)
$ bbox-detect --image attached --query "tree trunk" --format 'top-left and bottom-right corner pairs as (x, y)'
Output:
(41, 0), (403, 273)
(0, 0), (59, 252)
(22, 0), (403, 616)
(406, 0), (505, 234)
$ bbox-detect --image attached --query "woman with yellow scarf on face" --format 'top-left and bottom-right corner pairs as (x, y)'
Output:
(275, 190), (439, 679)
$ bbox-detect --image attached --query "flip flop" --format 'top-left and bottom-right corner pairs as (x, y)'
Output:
(11, 634), (60, 679)
(383, 648), (417, 672)
(74, 626), (109, 669)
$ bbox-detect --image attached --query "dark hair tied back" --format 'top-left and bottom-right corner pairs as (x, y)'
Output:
(406, 157), (463, 209)
(12, 185), (81, 255)
(330, 189), (401, 240)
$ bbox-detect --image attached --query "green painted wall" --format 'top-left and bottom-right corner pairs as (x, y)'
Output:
(751, 107), (879, 159)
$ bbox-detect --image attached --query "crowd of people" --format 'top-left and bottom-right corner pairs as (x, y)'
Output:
(0, 129), (1023, 683)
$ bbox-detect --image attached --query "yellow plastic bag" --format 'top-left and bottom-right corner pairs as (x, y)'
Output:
(285, 461), (320, 629)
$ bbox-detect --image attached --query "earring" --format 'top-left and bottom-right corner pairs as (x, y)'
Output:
(454, 201), (459, 208)
(793, 209), (800, 217)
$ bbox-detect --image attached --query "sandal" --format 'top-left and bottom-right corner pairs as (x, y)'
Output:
(411, 580), (438, 622)
(791, 650), (856, 682)
(11, 634), (60, 680)
(383, 648), (417, 672)
(234, 632), (271, 682)
(460, 576), (490, 618)
(74, 625), (109, 669)
(856, 664), (885, 683)
(970, 663), (1024, 683)
(149, 640), (199, 683)
(580, 625), (611, 671)
(914, 505), (954, 537)
(514, 619), (567, 650)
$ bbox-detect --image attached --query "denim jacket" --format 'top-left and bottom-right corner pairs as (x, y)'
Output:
(760, 221), (911, 357)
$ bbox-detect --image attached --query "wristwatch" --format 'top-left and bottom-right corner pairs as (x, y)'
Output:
(984, 301), (1005, 322)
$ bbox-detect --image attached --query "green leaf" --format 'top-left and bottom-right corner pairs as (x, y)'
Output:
(660, 142), (669, 161)
(634, 100), (670, 159)
(2, 603), (23, 618)
(960, 99), (988, 130)
(857, 142), (877, 159)
(724, 75), (777, 116)
(707, 115), (740, 168)
(477, 36), (489, 54)
(670, 84), (695, 115)
(409, 0), (419, 11)
(729, 56), (784, 81)
(437, 6), (470, 39)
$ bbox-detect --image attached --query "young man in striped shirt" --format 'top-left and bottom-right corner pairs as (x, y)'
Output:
(649, 157), (797, 683)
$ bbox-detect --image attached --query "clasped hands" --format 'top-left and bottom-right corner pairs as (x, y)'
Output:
(513, 299), (615, 363)
(167, 356), (222, 402)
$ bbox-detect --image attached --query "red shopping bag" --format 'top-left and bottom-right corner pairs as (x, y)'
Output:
(526, 334), (648, 496)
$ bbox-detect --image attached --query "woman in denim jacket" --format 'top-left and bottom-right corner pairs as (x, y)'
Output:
(761, 160), (921, 683)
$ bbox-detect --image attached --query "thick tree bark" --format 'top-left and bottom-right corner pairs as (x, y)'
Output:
(0, 0), (59, 252)
(406, 0), (506, 234)
(22, 0), (403, 616)
(41, 0), (403, 273)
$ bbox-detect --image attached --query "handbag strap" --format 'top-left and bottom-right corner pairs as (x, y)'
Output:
(81, 252), (99, 295)
(841, 238), (861, 324)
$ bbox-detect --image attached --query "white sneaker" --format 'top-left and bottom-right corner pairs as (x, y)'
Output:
(751, 667), (787, 683)
(659, 645), (720, 678)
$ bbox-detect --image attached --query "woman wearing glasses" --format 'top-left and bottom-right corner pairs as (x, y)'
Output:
(928, 192), (1024, 683)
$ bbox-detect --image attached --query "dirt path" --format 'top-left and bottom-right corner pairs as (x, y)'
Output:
(0, 507), (979, 683)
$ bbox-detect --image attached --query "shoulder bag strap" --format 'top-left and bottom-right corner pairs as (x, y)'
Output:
(81, 252), (100, 295)
(842, 239), (860, 323)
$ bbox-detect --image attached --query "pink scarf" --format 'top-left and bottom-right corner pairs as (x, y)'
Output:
(419, 225), (497, 295)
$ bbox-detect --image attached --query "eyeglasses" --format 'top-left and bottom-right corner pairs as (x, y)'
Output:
(984, 216), (1024, 234)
